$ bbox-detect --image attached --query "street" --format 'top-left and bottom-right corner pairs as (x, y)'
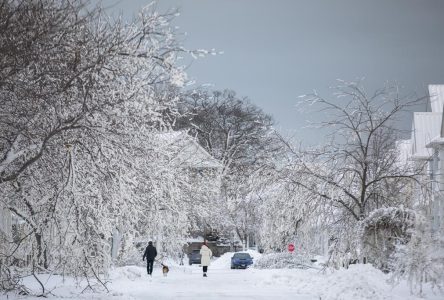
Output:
(108, 265), (315, 300)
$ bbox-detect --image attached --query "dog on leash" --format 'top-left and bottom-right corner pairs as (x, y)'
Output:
(161, 263), (169, 277)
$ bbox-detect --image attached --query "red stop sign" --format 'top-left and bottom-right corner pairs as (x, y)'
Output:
(288, 244), (295, 252)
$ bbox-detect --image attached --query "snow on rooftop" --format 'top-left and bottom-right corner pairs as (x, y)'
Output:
(411, 112), (442, 159)
(154, 131), (222, 169)
(186, 236), (204, 243)
(426, 135), (444, 148)
(429, 84), (444, 113)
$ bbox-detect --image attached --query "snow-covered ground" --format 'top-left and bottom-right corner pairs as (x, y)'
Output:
(3, 252), (442, 300)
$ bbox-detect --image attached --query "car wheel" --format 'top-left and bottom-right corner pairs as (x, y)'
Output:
(231, 265), (234, 269)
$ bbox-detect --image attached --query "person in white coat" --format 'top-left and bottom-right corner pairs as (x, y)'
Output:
(200, 242), (212, 277)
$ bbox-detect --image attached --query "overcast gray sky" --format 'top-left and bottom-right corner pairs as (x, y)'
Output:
(101, 0), (444, 145)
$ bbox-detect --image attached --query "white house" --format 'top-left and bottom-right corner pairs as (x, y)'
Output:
(424, 85), (444, 233)
(402, 85), (444, 234)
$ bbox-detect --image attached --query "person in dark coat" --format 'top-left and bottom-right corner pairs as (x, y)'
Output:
(142, 241), (157, 276)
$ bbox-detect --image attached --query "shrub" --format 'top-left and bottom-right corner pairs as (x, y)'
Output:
(255, 252), (313, 269)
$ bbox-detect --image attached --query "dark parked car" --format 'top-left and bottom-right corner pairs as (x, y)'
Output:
(188, 249), (201, 265)
(231, 252), (253, 269)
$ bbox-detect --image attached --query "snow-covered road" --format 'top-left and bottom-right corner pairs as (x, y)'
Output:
(109, 266), (314, 300)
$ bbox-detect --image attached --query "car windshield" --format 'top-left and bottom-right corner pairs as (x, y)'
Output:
(233, 253), (251, 259)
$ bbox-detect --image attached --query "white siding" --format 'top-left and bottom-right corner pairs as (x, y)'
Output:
(411, 112), (442, 159)
(429, 84), (444, 113)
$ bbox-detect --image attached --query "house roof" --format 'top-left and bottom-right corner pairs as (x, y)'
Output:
(154, 131), (222, 169)
(429, 85), (444, 113)
(426, 136), (444, 148)
(411, 112), (442, 160)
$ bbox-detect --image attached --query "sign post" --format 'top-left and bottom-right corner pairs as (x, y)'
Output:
(288, 243), (295, 253)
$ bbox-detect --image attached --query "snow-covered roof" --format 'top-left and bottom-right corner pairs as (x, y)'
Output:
(429, 85), (444, 113)
(186, 236), (205, 243)
(426, 135), (444, 148)
(154, 131), (222, 169)
(173, 138), (222, 169)
(411, 112), (442, 160)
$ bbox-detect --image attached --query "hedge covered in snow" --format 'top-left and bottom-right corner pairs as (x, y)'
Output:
(254, 252), (314, 269)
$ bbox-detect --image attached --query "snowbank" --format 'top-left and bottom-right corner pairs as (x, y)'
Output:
(320, 264), (394, 300)
(110, 265), (145, 281)
(258, 263), (441, 300)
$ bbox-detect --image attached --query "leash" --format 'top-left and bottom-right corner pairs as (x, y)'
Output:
(154, 258), (168, 267)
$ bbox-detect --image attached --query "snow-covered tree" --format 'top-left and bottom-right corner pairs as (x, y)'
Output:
(0, 0), (204, 294)
(278, 81), (427, 266)
(390, 212), (444, 295)
(358, 207), (416, 271)
(175, 89), (281, 248)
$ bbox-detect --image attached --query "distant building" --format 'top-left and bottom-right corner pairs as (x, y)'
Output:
(111, 130), (222, 260)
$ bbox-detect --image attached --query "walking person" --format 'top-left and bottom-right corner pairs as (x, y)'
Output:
(142, 241), (157, 276)
(200, 241), (212, 277)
